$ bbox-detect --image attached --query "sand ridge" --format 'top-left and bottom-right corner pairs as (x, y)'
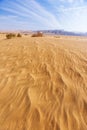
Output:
(0, 36), (87, 130)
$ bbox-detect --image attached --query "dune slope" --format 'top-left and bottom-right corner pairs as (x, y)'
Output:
(0, 36), (87, 130)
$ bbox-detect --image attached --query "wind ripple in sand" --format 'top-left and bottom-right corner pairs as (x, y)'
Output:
(0, 37), (87, 130)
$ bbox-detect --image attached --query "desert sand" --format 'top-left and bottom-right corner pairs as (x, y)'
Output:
(0, 35), (87, 130)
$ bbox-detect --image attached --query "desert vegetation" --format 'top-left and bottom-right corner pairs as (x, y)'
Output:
(17, 33), (22, 37)
(6, 33), (16, 39)
(6, 33), (22, 39)
(32, 31), (43, 37)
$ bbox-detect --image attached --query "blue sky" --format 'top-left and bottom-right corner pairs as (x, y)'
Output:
(0, 0), (87, 32)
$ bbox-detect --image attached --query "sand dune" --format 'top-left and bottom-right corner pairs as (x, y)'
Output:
(0, 35), (87, 130)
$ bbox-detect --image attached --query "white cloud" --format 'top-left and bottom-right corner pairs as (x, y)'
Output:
(59, 5), (87, 12)
(0, 0), (87, 32)
(60, 0), (84, 3)
(0, 0), (60, 30)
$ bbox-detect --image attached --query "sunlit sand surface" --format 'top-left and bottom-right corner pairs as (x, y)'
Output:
(0, 35), (87, 130)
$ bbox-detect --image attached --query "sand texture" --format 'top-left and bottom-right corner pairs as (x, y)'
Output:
(0, 36), (87, 130)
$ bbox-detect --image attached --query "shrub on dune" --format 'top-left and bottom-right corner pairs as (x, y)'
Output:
(32, 32), (43, 37)
(17, 33), (22, 37)
(6, 33), (16, 39)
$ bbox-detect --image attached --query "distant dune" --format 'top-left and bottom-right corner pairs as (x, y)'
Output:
(0, 35), (87, 130)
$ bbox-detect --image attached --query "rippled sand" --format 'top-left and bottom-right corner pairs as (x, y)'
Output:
(0, 35), (87, 130)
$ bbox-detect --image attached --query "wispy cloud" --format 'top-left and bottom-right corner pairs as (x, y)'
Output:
(0, 0), (87, 32)
(58, 5), (87, 12)
(60, 0), (84, 3)
(0, 0), (60, 30)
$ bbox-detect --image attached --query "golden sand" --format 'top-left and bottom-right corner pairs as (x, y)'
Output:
(0, 35), (87, 130)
